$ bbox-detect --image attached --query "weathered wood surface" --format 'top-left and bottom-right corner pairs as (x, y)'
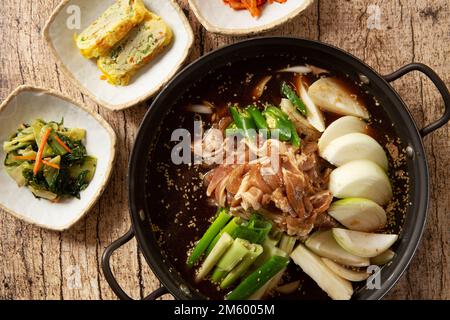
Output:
(0, 0), (448, 300)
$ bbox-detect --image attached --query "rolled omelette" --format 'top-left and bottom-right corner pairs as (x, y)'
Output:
(97, 12), (173, 86)
(76, 0), (147, 59)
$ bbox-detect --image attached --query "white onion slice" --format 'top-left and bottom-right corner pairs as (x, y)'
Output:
(306, 64), (330, 76)
(252, 75), (272, 100)
(277, 65), (312, 74)
(185, 104), (213, 114)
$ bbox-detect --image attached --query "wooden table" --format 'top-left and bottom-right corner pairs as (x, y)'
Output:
(0, 0), (448, 300)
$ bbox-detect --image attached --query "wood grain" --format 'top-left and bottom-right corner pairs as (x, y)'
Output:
(0, 0), (448, 300)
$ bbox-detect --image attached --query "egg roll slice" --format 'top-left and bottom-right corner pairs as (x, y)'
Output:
(97, 12), (173, 86)
(76, 0), (147, 59)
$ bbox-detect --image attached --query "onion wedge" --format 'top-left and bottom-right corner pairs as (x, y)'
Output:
(305, 230), (370, 267)
(371, 249), (395, 265)
(321, 258), (370, 282)
(332, 228), (398, 258)
(296, 76), (325, 132)
(329, 160), (392, 205)
(308, 77), (369, 119)
(318, 116), (367, 154)
(321, 132), (389, 171)
(328, 198), (387, 232)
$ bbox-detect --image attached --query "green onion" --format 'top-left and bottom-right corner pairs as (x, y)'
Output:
(248, 269), (285, 300)
(211, 238), (253, 283)
(252, 237), (287, 269)
(207, 215), (271, 256)
(253, 235), (297, 298)
(234, 214), (272, 245)
(281, 81), (307, 116)
(221, 244), (263, 289)
(226, 255), (290, 300)
(206, 217), (241, 256)
(195, 232), (234, 282)
(248, 214), (273, 238)
(187, 208), (231, 268)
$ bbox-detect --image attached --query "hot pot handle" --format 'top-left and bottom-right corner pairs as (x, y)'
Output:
(383, 63), (450, 137)
(102, 228), (170, 300)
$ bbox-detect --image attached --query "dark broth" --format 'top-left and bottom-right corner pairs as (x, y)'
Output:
(145, 56), (409, 300)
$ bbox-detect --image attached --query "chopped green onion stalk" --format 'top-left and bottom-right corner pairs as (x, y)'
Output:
(206, 217), (242, 256)
(252, 237), (288, 269)
(195, 233), (234, 283)
(247, 214), (273, 243)
(254, 235), (296, 298)
(211, 238), (253, 283)
(187, 208), (231, 268)
(221, 244), (263, 289)
(281, 81), (307, 116)
(234, 214), (272, 244)
(252, 269), (286, 300)
(226, 255), (290, 300)
(247, 279), (272, 300)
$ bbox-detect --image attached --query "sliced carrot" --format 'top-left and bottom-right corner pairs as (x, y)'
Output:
(42, 160), (60, 170)
(33, 127), (52, 176)
(53, 134), (72, 153)
(13, 155), (36, 161)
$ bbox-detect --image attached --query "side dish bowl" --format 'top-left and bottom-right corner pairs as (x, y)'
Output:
(188, 0), (314, 36)
(0, 86), (116, 231)
(102, 37), (450, 300)
(43, 0), (194, 111)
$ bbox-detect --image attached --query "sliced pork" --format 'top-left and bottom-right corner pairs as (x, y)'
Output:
(204, 141), (334, 237)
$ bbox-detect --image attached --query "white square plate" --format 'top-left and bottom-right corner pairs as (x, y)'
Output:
(188, 0), (313, 35)
(0, 86), (116, 230)
(43, 0), (194, 111)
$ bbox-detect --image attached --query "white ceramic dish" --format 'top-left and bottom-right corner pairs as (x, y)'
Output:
(0, 86), (116, 231)
(188, 0), (313, 36)
(43, 0), (194, 111)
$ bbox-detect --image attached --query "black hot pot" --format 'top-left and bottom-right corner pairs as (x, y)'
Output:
(102, 37), (450, 300)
